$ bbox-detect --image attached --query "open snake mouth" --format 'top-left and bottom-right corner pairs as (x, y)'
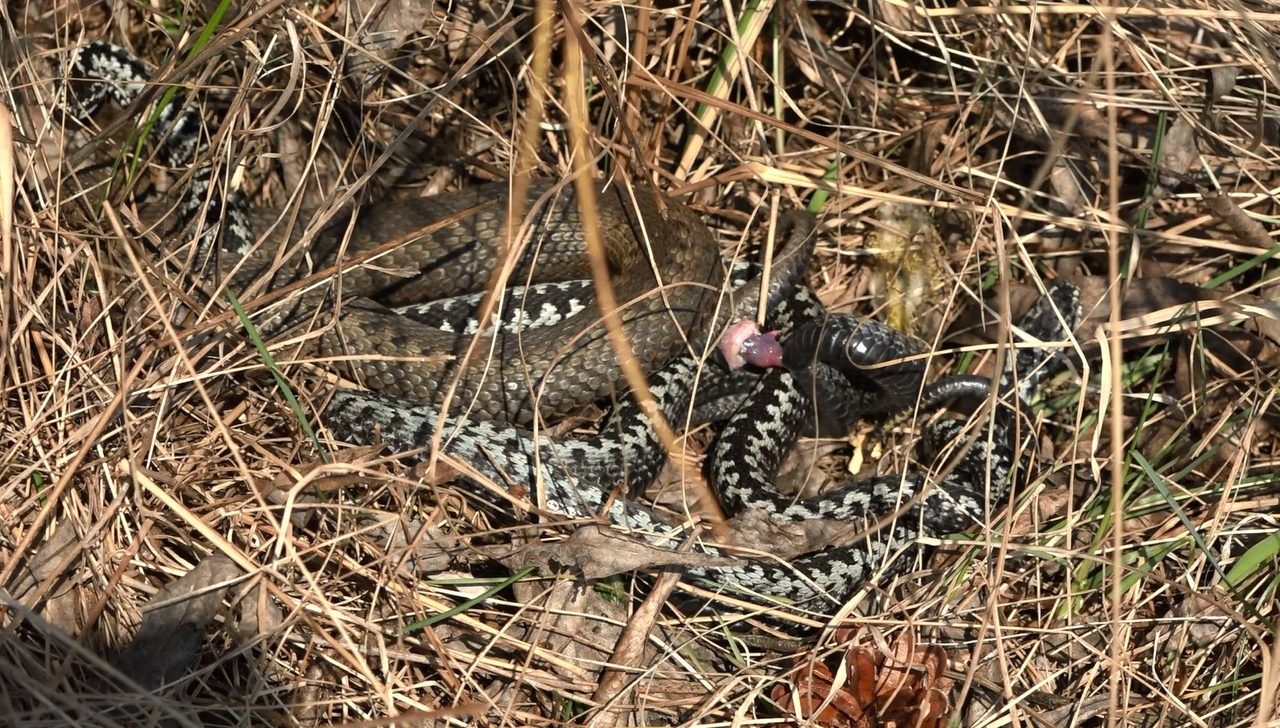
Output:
(61, 40), (1080, 630)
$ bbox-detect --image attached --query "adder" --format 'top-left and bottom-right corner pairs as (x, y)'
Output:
(61, 40), (1082, 623)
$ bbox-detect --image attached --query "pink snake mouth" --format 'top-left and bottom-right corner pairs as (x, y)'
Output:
(720, 319), (785, 370)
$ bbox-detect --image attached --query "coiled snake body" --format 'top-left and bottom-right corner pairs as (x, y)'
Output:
(66, 44), (729, 424)
(301, 180), (728, 424)
(65, 41), (1081, 624)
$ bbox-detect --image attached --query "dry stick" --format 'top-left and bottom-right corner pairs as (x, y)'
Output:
(562, 4), (681, 458)
(756, 192), (781, 326)
(284, 706), (488, 728)
(0, 103), (12, 281)
(909, 2), (1280, 21)
(422, 0), (552, 493)
(1199, 186), (1274, 251)
(0, 351), (152, 590)
(0, 104), (13, 386)
(563, 9), (691, 696)
(732, 160), (1222, 250)
(1102, 18), (1128, 728)
(586, 569), (685, 725)
(566, 0), (659, 198)
(674, 0), (776, 179)
(628, 74), (979, 204)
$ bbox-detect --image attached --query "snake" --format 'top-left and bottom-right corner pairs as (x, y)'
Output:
(63, 41), (748, 425)
(63, 40), (1082, 626)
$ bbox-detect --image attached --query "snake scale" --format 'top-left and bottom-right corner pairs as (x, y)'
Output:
(63, 41), (1081, 625)
(65, 42), (733, 424)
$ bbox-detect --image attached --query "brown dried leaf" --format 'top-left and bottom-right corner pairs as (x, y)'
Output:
(772, 657), (866, 726)
(1200, 186), (1274, 251)
(493, 525), (735, 581)
(345, 0), (434, 87)
(227, 584), (284, 647)
(1157, 116), (1197, 182)
(379, 516), (462, 575)
(873, 632), (954, 728)
(772, 633), (955, 727)
(1206, 67), (1240, 111)
(10, 518), (80, 621)
(109, 555), (244, 690)
(724, 508), (866, 560)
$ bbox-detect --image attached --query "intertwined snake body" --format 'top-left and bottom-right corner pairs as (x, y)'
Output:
(67, 44), (731, 425)
(298, 180), (728, 424)
(64, 41), (1080, 626)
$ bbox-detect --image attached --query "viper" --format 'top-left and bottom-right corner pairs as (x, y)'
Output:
(62, 40), (1081, 625)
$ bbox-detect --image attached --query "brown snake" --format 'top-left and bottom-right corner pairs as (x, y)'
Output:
(64, 42), (1083, 623)
(63, 42), (743, 426)
(258, 180), (728, 424)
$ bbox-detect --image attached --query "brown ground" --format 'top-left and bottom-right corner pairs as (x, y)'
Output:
(2, 0), (1280, 725)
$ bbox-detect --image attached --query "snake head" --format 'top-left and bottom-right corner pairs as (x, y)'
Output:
(721, 320), (784, 370)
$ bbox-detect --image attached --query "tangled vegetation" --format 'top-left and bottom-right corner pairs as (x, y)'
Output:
(2, 0), (1279, 725)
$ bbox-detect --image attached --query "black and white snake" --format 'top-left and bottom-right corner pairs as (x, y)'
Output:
(61, 40), (1081, 626)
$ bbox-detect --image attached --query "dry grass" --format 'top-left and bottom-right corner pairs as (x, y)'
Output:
(3, 0), (1280, 725)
